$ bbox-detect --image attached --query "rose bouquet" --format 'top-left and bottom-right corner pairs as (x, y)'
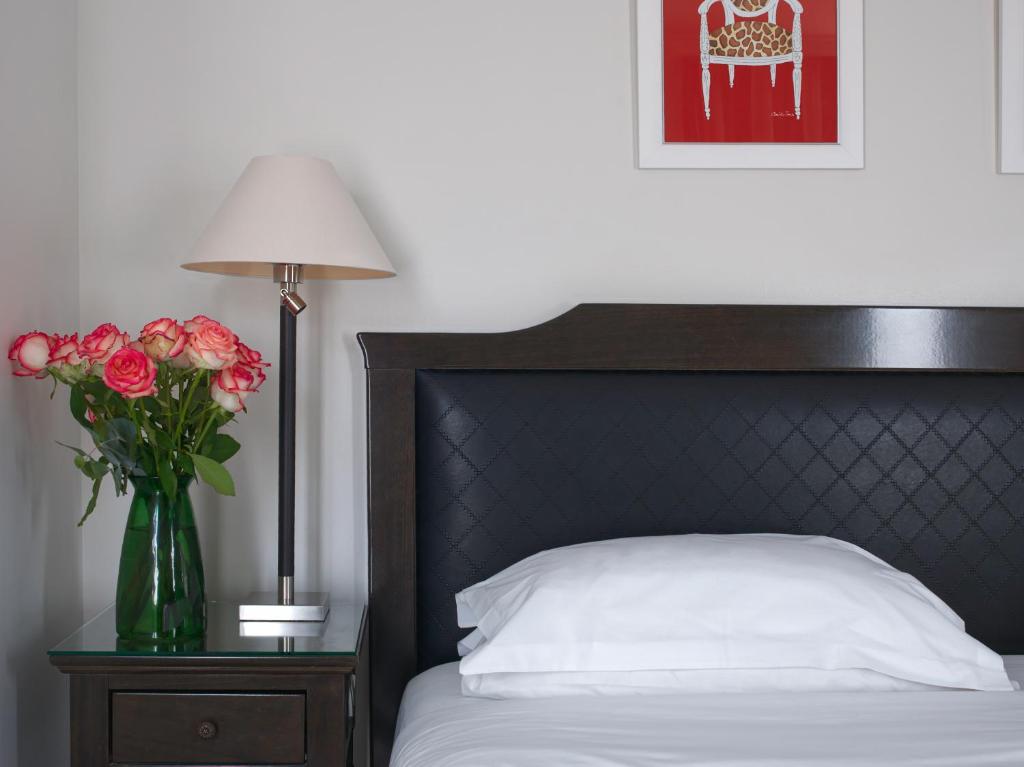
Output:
(8, 315), (268, 524)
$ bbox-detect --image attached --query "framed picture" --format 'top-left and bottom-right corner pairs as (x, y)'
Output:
(637, 0), (864, 169)
(1000, 0), (1024, 173)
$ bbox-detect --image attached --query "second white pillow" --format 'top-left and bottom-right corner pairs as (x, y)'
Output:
(461, 667), (949, 699)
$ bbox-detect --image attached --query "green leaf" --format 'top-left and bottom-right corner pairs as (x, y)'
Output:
(69, 387), (92, 430)
(77, 476), (104, 526)
(81, 379), (111, 398)
(107, 418), (137, 452)
(95, 417), (141, 473)
(138, 417), (172, 455)
(67, 444), (110, 480)
(152, 428), (174, 451)
(203, 434), (241, 464)
(95, 436), (132, 470)
(190, 453), (235, 496)
(179, 453), (195, 477)
(189, 384), (212, 408)
(81, 459), (110, 481)
(111, 465), (126, 495)
(95, 442), (126, 465)
(57, 440), (90, 459)
(157, 458), (177, 501)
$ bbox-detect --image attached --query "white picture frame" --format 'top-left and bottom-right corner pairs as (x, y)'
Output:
(1000, 0), (1024, 173)
(636, 0), (864, 169)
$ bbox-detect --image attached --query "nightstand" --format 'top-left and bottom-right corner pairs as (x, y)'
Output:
(49, 601), (368, 767)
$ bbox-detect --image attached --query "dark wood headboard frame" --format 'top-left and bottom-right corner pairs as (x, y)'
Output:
(357, 303), (1024, 767)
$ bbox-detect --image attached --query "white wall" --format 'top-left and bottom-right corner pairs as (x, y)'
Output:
(0, 0), (81, 764)
(76, 0), (1024, 611)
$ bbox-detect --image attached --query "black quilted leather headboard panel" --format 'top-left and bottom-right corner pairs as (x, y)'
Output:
(415, 369), (1024, 670)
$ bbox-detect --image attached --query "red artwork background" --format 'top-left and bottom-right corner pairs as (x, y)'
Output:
(663, 0), (838, 143)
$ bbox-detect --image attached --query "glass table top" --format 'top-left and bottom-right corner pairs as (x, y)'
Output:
(49, 601), (365, 657)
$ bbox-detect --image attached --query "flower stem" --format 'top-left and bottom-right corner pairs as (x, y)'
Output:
(193, 403), (223, 454)
(174, 372), (199, 449)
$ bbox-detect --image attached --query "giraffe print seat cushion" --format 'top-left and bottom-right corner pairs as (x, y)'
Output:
(708, 21), (793, 58)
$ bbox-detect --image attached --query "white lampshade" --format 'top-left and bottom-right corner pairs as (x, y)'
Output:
(182, 155), (396, 280)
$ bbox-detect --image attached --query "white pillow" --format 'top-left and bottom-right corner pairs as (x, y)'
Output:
(461, 667), (949, 699)
(455, 534), (1014, 692)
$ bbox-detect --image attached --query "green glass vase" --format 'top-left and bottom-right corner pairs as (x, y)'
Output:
(115, 476), (206, 643)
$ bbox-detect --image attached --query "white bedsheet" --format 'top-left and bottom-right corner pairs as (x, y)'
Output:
(391, 659), (1024, 767)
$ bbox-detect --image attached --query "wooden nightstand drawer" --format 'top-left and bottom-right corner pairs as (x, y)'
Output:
(51, 602), (364, 766)
(110, 692), (306, 765)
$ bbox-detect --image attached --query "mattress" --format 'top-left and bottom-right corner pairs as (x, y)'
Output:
(391, 659), (1024, 767)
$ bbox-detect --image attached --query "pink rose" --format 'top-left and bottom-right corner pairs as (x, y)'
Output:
(8, 332), (54, 377)
(185, 319), (238, 370)
(210, 363), (264, 413)
(184, 314), (217, 333)
(236, 342), (270, 371)
(139, 318), (187, 361)
(80, 323), (130, 368)
(48, 334), (83, 369)
(103, 348), (158, 399)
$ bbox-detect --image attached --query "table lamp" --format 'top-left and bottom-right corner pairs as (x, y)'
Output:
(182, 155), (395, 622)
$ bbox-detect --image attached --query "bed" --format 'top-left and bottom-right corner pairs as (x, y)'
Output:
(391, 660), (1024, 767)
(358, 304), (1024, 767)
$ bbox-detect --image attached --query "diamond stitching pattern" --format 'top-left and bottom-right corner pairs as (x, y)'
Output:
(415, 371), (1024, 669)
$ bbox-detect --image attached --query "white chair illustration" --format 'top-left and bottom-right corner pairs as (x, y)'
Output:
(697, 0), (804, 120)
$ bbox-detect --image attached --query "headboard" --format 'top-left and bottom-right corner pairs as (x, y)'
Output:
(359, 304), (1024, 767)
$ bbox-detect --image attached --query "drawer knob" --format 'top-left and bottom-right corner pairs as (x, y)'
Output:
(197, 720), (218, 740)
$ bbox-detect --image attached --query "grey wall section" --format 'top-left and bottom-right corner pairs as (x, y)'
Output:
(75, 0), (1023, 613)
(0, 0), (81, 764)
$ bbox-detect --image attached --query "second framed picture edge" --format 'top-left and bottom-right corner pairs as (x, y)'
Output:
(1000, 0), (1024, 173)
